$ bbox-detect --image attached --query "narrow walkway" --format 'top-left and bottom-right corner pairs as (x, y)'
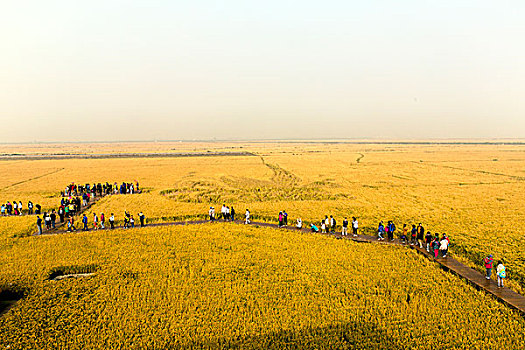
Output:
(41, 218), (525, 316)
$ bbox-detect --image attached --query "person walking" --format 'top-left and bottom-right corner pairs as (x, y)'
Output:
(93, 213), (99, 230)
(387, 221), (396, 241)
(330, 215), (336, 233)
(230, 206), (235, 221)
(410, 225), (417, 245)
(58, 206), (65, 223)
(100, 213), (105, 229)
(109, 213), (115, 229)
(483, 255), (494, 280)
(425, 231), (433, 252)
(283, 210), (288, 226)
(278, 211), (284, 228)
(401, 224), (408, 244)
(209, 207), (215, 221)
(377, 221), (385, 241)
(417, 224), (425, 248)
(352, 217), (358, 237)
(139, 212), (145, 227)
(82, 214), (88, 231)
(245, 209), (250, 224)
(324, 216), (330, 233)
(432, 235), (440, 258)
(439, 234), (449, 257)
(28, 201), (33, 215)
(342, 217), (348, 236)
(36, 216), (43, 235)
(44, 213), (51, 230)
(50, 210), (56, 229)
(130, 215), (135, 228)
(497, 261), (506, 288)
(321, 220), (326, 233)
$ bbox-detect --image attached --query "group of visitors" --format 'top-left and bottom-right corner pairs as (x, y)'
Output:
(63, 181), (140, 197)
(1, 200), (41, 216)
(208, 206), (249, 224)
(278, 211), (288, 227)
(36, 211), (146, 234)
(483, 254), (507, 287)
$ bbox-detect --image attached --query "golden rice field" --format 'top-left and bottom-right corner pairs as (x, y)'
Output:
(1, 141), (525, 348)
(1, 224), (525, 349)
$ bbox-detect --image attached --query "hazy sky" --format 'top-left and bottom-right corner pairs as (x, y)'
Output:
(1, 1), (524, 142)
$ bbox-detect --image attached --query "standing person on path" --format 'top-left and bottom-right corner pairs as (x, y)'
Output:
(324, 216), (330, 233)
(321, 220), (326, 233)
(244, 209), (250, 224)
(417, 224), (425, 248)
(410, 225), (417, 246)
(283, 210), (288, 226)
(130, 215), (135, 228)
(50, 210), (56, 229)
(93, 213), (99, 230)
(432, 235), (440, 258)
(342, 217), (349, 236)
(497, 261), (506, 288)
(425, 231), (432, 252)
(484, 255), (494, 280)
(18, 201), (23, 215)
(82, 214), (88, 231)
(330, 215), (336, 233)
(230, 206), (235, 221)
(209, 207), (215, 221)
(100, 213), (105, 229)
(36, 216), (43, 235)
(28, 201), (33, 215)
(58, 206), (65, 223)
(387, 221), (396, 241)
(377, 221), (385, 241)
(296, 218), (302, 229)
(401, 224), (408, 244)
(109, 213), (115, 229)
(278, 212), (284, 228)
(352, 217), (358, 237)
(44, 213), (51, 230)
(221, 204), (227, 221)
(139, 212), (145, 227)
(439, 234), (449, 258)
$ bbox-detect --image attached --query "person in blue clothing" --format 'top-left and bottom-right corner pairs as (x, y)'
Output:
(410, 225), (417, 245)
(283, 210), (288, 226)
(310, 223), (319, 232)
(377, 221), (385, 241)
(82, 214), (89, 231)
(387, 221), (396, 241)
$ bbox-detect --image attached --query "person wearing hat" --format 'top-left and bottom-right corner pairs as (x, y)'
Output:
(483, 254), (494, 280)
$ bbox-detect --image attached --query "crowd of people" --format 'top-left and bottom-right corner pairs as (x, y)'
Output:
(36, 210), (146, 234)
(1, 200), (42, 216)
(63, 181), (140, 197)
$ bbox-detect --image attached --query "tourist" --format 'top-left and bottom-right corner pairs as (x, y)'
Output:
(342, 217), (348, 236)
(130, 215), (135, 228)
(245, 209), (250, 224)
(209, 207), (215, 221)
(278, 211), (284, 227)
(330, 215), (336, 233)
(50, 210), (56, 229)
(321, 220), (326, 233)
(82, 214), (88, 231)
(230, 206), (235, 221)
(377, 221), (385, 241)
(387, 221), (396, 241)
(417, 223), (425, 248)
(36, 216), (42, 235)
(28, 201), (33, 215)
(352, 217), (358, 237)
(425, 231), (432, 252)
(410, 225), (417, 245)
(310, 223), (319, 232)
(497, 261), (506, 288)
(401, 224), (408, 244)
(440, 234), (449, 257)
(139, 212), (145, 227)
(93, 213), (99, 230)
(109, 213), (115, 229)
(1, 204), (5, 216)
(484, 255), (494, 280)
(44, 212), (51, 230)
(283, 210), (288, 226)
(296, 218), (302, 229)
(18, 201), (23, 215)
(324, 216), (330, 233)
(100, 213), (105, 229)
(432, 235), (440, 258)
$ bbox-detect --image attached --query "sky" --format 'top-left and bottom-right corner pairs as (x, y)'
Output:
(1, 1), (524, 142)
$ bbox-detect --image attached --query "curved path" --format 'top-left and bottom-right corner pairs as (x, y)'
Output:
(41, 217), (525, 316)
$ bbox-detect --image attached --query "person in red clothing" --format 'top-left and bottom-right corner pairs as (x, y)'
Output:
(483, 254), (493, 280)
